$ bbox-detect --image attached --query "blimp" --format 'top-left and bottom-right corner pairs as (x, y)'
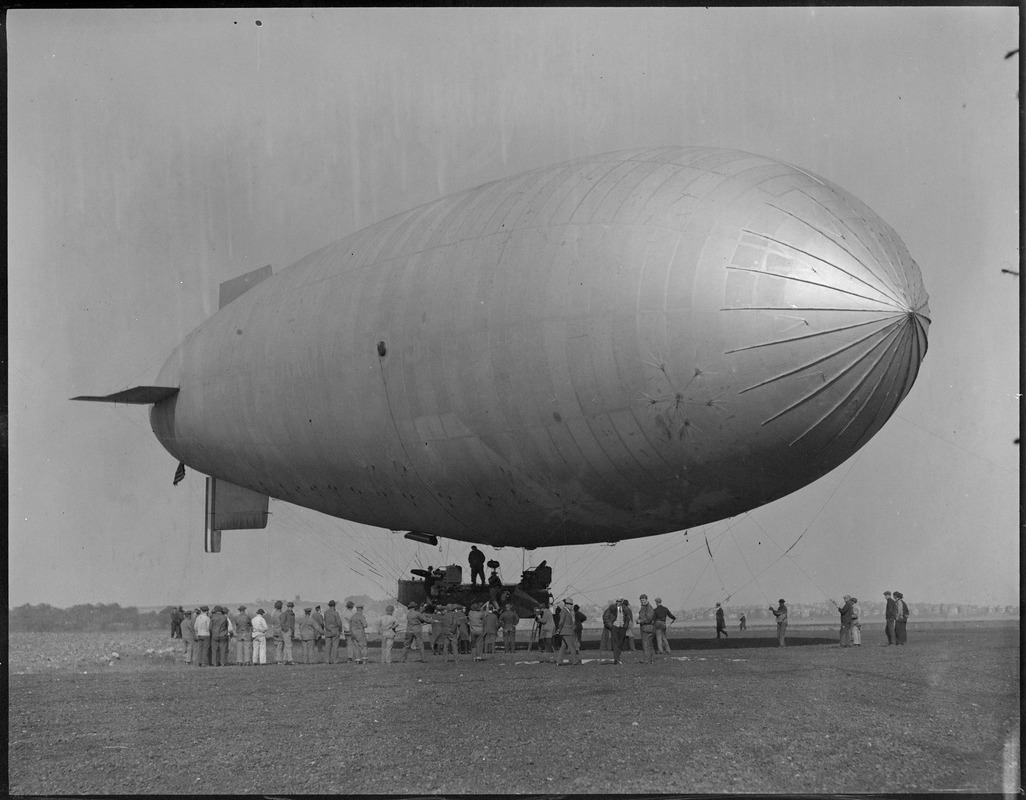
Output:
(75, 146), (930, 558)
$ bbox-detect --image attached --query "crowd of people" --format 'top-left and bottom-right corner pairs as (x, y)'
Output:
(171, 599), (389, 667)
(166, 586), (911, 667)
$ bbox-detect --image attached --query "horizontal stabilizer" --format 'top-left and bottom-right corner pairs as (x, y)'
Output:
(219, 264), (272, 309)
(71, 386), (180, 404)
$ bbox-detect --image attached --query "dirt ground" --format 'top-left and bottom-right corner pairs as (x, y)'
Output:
(7, 621), (1020, 795)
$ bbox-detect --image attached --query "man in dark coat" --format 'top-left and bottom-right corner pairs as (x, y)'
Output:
(715, 603), (728, 638)
(602, 598), (633, 665)
(468, 546), (486, 586)
(884, 591), (897, 645)
(209, 606), (229, 666)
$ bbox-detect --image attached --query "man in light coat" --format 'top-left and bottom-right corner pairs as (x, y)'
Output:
(179, 609), (196, 665)
(250, 608), (269, 665)
(194, 606), (211, 667)
(377, 605), (399, 663)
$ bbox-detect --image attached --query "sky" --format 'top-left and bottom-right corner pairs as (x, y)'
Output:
(8, 8), (1020, 612)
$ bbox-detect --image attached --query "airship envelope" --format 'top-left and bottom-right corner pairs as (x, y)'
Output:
(81, 147), (931, 549)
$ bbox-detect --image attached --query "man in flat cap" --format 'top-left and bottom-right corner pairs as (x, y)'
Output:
(770, 599), (788, 646)
(179, 608), (196, 665)
(652, 597), (676, 656)
(894, 592), (909, 645)
(555, 598), (581, 666)
(281, 602), (296, 665)
(323, 600), (344, 664)
(637, 594), (656, 663)
(232, 605), (252, 666)
(884, 591), (897, 645)
(194, 605), (211, 667)
(602, 598), (633, 665)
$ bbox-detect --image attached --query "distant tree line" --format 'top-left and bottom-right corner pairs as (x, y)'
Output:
(8, 603), (172, 632)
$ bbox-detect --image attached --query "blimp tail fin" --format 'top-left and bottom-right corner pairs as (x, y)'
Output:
(218, 264), (272, 309)
(204, 476), (269, 553)
(71, 386), (180, 404)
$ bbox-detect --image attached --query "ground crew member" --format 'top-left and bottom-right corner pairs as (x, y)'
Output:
(441, 604), (460, 661)
(499, 604), (519, 654)
(638, 594), (656, 663)
(342, 601), (356, 662)
(652, 597), (676, 654)
(770, 599), (788, 647)
(468, 545), (486, 586)
(401, 603), (430, 662)
(209, 606), (229, 666)
(312, 605), (326, 662)
(350, 604), (368, 663)
(269, 601), (284, 664)
(378, 605), (399, 663)
(555, 598), (581, 665)
(323, 600), (343, 664)
(194, 606), (211, 666)
(298, 607), (323, 664)
(233, 605), (252, 666)
(715, 603), (728, 639)
(884, 591), (897, 645)
(602, 598), (632, 665)
(250, 609), (269, 665)
(281, 601), (297, 665)
(180, 608), (196, 665)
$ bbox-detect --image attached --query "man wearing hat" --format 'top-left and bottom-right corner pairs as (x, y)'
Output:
(194, 606), (211, 667)
(312, 605), (326, 662)
(179, 608), (196, 665)
(281, 602), (296, 665)
(770, 599), (788, 646)
(350, 604), (368, 663)
(232, 605), (253, 666)
(652, 598), (676, 655)
(269, 601), (284, 664)
(342, 601), (357, 662)
(715, 602), (728, 639)
(849, 597), (862, 646)
(250, 608), (269, 664)
(377, 605), (400, 664)
(555, 598), (581, 666)
(894, 592), (909, 645)
(601, 598), (633, 665)
(883, 591), (897, 645)
(209, 605), (229, 666)
(637, 594), (656, 663)
(298, 607), (322, 664)
(323, 601), (344, 664)
(400, 602), (430, 663)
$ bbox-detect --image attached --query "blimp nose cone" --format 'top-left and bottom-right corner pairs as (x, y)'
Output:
(717, 169), (929, 477)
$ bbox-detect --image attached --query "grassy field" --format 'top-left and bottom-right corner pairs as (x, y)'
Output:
(7, 621), (1020, 794)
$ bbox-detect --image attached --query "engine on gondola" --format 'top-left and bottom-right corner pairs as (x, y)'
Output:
(398, 560), (552, 617)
